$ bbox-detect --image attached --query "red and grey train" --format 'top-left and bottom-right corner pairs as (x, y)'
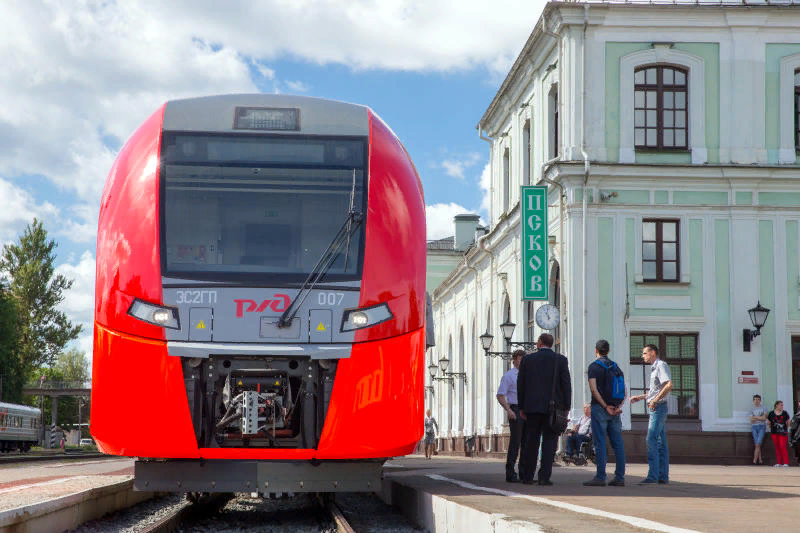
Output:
(91, 95), (428, 493)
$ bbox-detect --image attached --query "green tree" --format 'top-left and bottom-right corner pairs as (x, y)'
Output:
(0, 283), (23, 402)
(0, 219), (82, 375)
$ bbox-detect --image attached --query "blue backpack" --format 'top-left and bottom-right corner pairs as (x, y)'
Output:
(592, 359), (626, 405)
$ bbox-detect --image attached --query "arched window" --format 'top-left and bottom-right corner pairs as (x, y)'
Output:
(458, 326), (465, 431)
(522, 119), (531, 185)
(795, 69), (800, 150)
(526, 301), (535, 344)
(502, 148), (510, 213)
(502, 294), (512, 369)
(447, 335), (453, 433)
(485, 305), (492, 430)
(471, 317), (477, 436)
(634, 65), (688, 150)
(549, 85), (559, 159)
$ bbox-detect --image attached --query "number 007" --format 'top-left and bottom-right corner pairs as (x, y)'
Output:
(318, 293), (344, 306)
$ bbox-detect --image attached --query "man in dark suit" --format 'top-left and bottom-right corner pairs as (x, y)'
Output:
(517, 333), (571, 485)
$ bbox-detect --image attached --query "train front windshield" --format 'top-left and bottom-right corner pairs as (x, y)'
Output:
(161, 134), (366, 282)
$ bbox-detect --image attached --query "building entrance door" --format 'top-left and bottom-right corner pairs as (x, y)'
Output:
(792, 336), (800, 411)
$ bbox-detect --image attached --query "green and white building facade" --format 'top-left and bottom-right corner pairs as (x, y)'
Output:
(430, 0), (800, 460)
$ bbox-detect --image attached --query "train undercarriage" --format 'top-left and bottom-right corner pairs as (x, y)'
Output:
(182, 355), (337, 450)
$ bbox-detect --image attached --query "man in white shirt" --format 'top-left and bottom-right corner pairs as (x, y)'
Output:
(565, 404), (592, 459)
(497, 349), (525, 483)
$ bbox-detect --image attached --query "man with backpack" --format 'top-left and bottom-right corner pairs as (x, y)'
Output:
(583, 339), (626, 487)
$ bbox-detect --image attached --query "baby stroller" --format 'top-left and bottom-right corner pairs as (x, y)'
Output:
(562, 438), (596, 466)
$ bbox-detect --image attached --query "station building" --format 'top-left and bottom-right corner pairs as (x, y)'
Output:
(428, 0), (800, 462)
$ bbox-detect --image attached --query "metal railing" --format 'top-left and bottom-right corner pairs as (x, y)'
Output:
(23, 380), (91, 390)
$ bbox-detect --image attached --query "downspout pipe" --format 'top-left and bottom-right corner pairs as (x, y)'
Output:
(580, 4), (592, 407)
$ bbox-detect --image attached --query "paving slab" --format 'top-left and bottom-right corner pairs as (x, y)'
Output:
(384, 455), (798, 532)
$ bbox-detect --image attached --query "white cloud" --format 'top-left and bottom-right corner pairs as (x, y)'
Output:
(286, 80), (311, 93)
(55, 250), (96, 363)
(426, 203), (474, 241)
(478, 162), (491, 217)
(0, 178), (60, 246)
(0, 0), (542, 242)
(0, 1), (258, 207)
(55, 250), (95, 330)
(439, 152), (481, 180)
(148, 0), (544, 73)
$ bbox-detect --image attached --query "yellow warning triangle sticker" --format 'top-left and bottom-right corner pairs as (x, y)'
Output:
(316, 322), (326, 332)
(196, 320), (206, 329)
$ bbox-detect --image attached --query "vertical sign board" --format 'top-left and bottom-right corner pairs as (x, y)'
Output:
(521, 186), (548, 300)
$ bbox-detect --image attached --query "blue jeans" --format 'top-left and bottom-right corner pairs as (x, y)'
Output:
(591, 404), (625, 482)
(751, 424), (766, 445)
(565, 433), (591, 456)
(646, 403), (669, 482)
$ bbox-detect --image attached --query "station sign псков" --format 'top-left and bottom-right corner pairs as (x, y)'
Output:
(521, 186), (548, 301)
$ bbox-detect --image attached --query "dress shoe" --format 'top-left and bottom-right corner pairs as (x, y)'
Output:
(521, 479), (535, 485)
(658, 479), (669, 484)
(538, 479), (553, 486)
(506, 476), (520, 483)
(582, 478), (606, 487)
(608, 478), (625, 487)
(638, 478), (659, 485)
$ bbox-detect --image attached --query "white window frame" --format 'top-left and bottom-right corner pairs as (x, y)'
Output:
(619, 46), (706, 165)
(778, 53), (800, 164)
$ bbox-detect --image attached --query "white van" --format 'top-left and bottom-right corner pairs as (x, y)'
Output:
(79, 438), (94, 446)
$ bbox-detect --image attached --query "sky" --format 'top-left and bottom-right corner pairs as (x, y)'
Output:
(0, 0), (549, 361)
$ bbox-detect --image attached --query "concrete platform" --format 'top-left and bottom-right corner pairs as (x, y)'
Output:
(382, 455), (799, 532)
(0, 457), (160, 533)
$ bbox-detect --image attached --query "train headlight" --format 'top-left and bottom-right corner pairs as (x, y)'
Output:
(341, 303), (393, 332)
(128, 299), (181, 330)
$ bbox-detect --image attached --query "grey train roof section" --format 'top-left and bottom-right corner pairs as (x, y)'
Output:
(163, 94), (370, 136)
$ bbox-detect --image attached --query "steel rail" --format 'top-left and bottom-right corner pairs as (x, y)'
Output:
(328, 498), (357, 533)
(0, 451), (108, 464)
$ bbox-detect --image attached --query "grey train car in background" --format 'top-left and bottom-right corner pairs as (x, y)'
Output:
(0, 402), (41, 452)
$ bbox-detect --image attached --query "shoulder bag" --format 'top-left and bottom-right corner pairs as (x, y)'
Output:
(548, 356), (569, 434)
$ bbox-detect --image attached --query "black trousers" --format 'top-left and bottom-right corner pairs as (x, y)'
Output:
(506, 404), (525, 477)
(519, 412), (558, 482)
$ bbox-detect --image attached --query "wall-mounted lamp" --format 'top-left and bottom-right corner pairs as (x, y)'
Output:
(480, 321), (537, 360)
(428, 357), (467, 388)
(743, 301), (770, 352)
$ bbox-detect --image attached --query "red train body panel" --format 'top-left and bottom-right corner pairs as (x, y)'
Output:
(91, 95), (426, 477)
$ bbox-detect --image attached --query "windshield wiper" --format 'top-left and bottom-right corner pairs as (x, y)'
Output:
(278, 170), (363, 328)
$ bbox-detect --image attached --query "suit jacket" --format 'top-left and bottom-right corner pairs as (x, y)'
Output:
(517, 347), (572, 415)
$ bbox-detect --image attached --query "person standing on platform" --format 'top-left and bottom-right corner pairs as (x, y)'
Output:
(497, 349), (525, 483)
(749, 394), (767, 465)
(583, 339), (626, 487)
(517, 333), (571, 486)
(630, 344), (672, 484)
(423, 409), (438, 459)
(767, 401), (791, 467)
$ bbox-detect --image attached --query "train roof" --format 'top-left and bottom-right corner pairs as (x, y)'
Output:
(163, 94), (370, 137)
(0, 401), (41, 415)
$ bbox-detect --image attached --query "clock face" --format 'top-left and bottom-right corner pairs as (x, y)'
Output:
(535, 304), (560, 330)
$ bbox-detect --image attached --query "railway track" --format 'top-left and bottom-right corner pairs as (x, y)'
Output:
(0, 451), (109, 465)
(137, 492), (357, 533)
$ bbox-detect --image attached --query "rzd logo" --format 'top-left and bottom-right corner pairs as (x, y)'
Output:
(235, 295), (290, 317)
